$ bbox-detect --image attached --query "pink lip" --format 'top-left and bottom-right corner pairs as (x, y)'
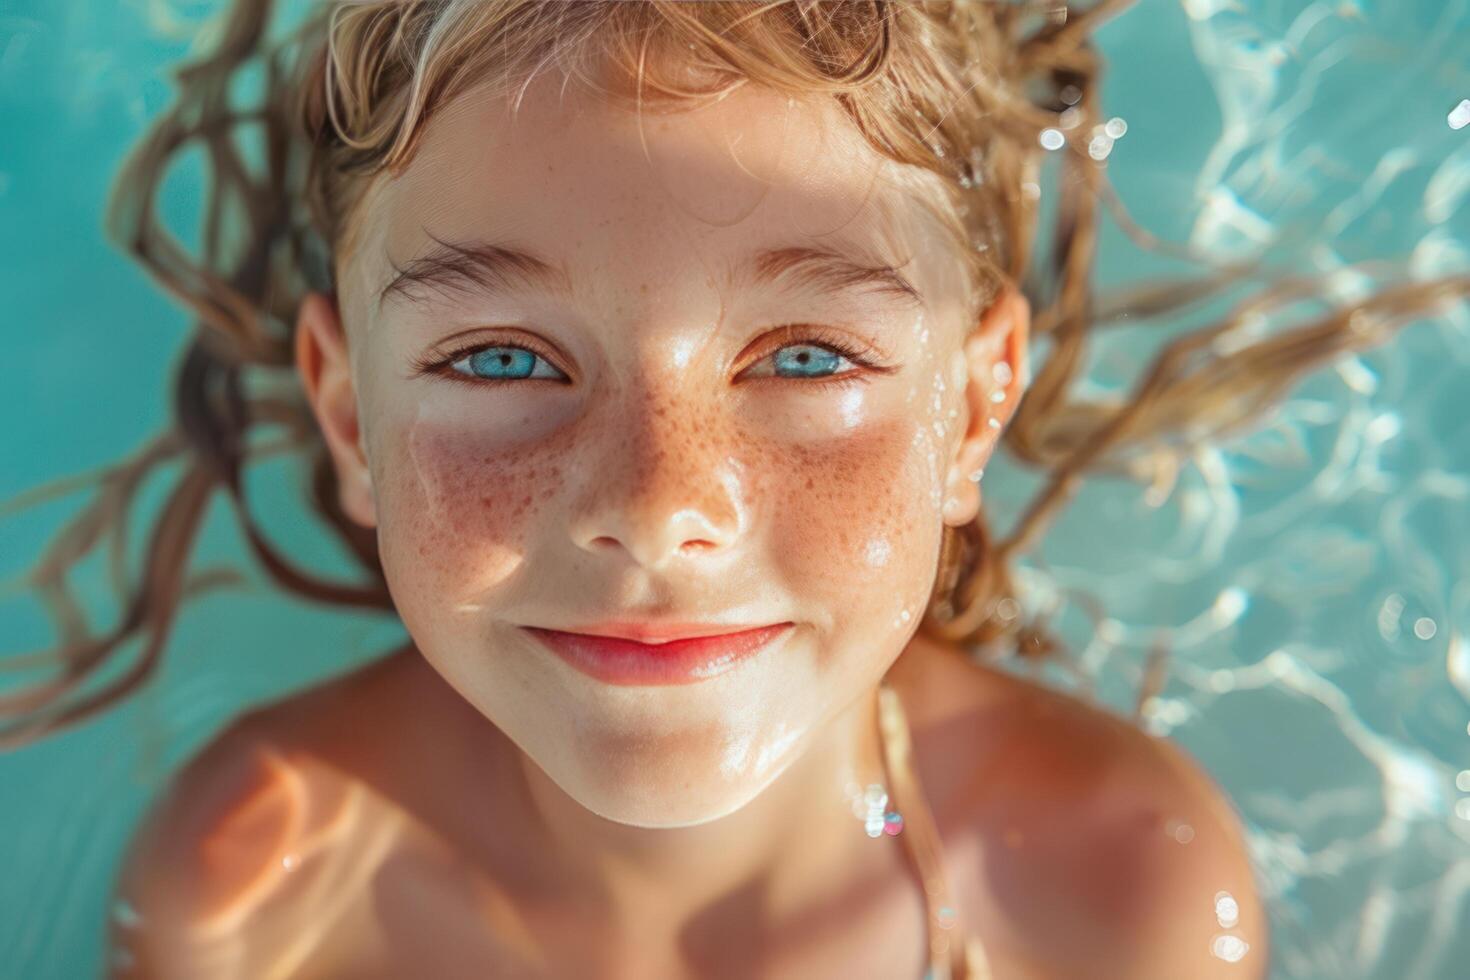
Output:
(522, 622), (795, 686)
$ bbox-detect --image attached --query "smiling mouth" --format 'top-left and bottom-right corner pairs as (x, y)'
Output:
(548, 621), (790, 643)
(521, 622), (796, 686)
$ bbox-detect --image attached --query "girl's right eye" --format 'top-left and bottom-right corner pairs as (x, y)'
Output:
(408, 341), (570, 386)
(447, 345), (567, 383)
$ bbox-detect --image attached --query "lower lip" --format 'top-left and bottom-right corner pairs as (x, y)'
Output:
(523, 623), (795, 686)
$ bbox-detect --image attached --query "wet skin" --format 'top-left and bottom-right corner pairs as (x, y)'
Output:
(109, 63), (1269, 980)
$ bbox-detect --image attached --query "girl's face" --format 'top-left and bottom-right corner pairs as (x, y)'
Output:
(298, 67), (1026, 827)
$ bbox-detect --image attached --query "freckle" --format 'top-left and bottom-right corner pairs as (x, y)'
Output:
(805, 476), (814, 490)
(521, 494), (532, 508)
(1003, 828), (1024, 849)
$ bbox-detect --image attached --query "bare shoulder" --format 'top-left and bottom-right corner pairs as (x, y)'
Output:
(108, 652), (414, 977)
(897, 636), (1271, 980)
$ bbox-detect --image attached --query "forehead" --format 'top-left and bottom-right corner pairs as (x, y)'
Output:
(346, 66), (965, 320)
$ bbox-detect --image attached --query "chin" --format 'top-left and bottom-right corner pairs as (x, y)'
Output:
(569, 775), (768, 829)
(537, 731), (796, 829)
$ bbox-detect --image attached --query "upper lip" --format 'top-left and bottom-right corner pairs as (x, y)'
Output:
(527, 621), (792, 645)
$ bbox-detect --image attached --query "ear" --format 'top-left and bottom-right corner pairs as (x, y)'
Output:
(941, 285), (1030, 527)
(294, 291), (377, 529)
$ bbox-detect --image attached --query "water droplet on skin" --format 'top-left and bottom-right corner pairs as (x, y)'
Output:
(1211, 934), (1250, 963)
(992, 362), (1013, 386)
(864, 537), (892, 567)
(987, 417), (1001, 430)
(1215, 891), (1240, 927)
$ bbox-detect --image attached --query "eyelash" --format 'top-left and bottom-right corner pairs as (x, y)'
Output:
(410, 325), (895, 391)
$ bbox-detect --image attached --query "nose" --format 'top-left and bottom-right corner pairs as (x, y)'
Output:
(567, 388), (743, 570)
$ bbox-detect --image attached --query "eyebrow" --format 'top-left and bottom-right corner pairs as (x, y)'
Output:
(377, 232), (924, 311)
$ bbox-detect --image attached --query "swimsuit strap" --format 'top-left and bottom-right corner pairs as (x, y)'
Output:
(877, 682), (994, 980)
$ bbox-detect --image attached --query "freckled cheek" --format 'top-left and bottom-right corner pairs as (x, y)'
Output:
(369, 413), (573, 607)
(766, 420), (943, 634)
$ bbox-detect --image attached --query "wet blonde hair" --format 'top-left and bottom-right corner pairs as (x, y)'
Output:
(3, 0), (1464, 746)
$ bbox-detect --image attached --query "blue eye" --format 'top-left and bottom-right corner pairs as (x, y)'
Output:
(416, 329), (893, 389)
(766, 343), (853, 379)
(450, 346), (566, 382)
(741, 331), (880, 387)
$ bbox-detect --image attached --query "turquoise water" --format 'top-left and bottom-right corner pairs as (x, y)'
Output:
(2, 1), (1468, 977)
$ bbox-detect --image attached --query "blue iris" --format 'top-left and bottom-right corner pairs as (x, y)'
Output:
(466, 347), (539, 380)
(772, 344), (843, 378)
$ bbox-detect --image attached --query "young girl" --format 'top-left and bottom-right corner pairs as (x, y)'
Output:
(7, 1), (1462, 977)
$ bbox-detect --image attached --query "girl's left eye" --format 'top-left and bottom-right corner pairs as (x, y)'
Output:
(742, 342), (861, 383)
(414, 328), (893, 389)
